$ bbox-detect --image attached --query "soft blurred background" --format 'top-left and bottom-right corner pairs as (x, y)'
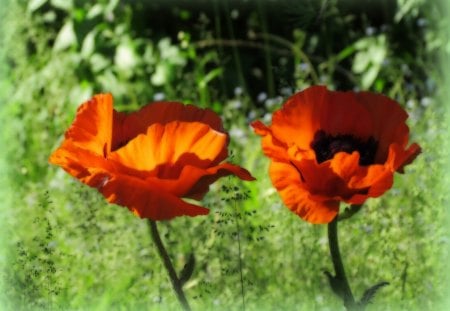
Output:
(0, 0), (449, 310)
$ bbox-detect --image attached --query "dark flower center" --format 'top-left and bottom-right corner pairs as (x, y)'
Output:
(311, 130), (378, 166)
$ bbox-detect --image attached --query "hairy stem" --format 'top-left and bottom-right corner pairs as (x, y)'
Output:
(148, 220), (191, 311)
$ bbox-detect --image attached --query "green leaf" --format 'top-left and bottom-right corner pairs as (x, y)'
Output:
(97, 69), (126, 96)
(151, 64), (169, 86)
(142, 43), (156, 65)
(27, 0), (48, 13)
(361, 65), (380, 90)
(179, 253), (195, 286)
(351, 35), (387, 89)
(352, 51), (370, 74)
(158, 38), (186, 66)
(359, 281), (390, 307)
(324, 271), (346, 299)
(81, 31), (96, 58)
(199, 68), (223, 89)
(50, 0), (73, 11)
(338, 204), (363, 221)
(90, 54), (110, 73)
(105, 0), (120, 17)
(114, 42), (138, 71)
(42, 10), (56, 22)
(87, 4), (104, 19)
(53, 20), (77, 52)
(336, 45), (356, 62)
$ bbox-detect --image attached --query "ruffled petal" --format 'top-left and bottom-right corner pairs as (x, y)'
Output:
(329, 151), (394, 202)
(49, 140), (113, 180)
(111, 102), (225, 151)
(346, 167), (393, 204)
(269, 161), (339, 224)
(134, 163), (255, 200)
(270, 85), (326, 150)
(386, 142), (422, 173)
(88, 170), (210, 220)
(251, 120), (293, 162)
(111, 110), (131, 151)
(356, 92), (411, 162)
(294, 158), (353, 200)
(329, 151), (361, 183)
(109, 121), (228, 175)
(65, 93), (114, 157)
(49, 140), (149, 185)
(321, 90), (373, 139)
(183, 163), (255, 200)
(268, 86), (374, 153)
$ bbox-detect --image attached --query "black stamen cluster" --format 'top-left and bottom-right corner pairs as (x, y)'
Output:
(311, 130), (378, 166)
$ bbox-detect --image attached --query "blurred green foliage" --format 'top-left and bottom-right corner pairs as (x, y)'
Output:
(0, 0), (448, 310)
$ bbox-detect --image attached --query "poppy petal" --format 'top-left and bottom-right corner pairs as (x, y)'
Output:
(112, 102), (225, 148)
(251, 120), (293, 161)
(397, 143), (421, 173)
(109, 121), (228, 175)
(49, 140), (150, 186)
(49, 140), (112, 180)
(269, 86), (374, 153)
(321, 90), (373, 139)
(327, 151), (394, 202)
(269, 161), (339, 224)
(329, 151), (361, 182)
(386, 142), (422, 173)
(65, 93), (114, 156)
(270, 85), (326, 150)
(356, 92), (412, 162)
(139, 163), (254, 200)
(88, 170), (210, 220)
(183, 163), (255, 200)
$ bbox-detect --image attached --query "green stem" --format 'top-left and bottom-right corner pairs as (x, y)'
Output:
(148, 220), (191, 311)
(328, 216), (359, 311)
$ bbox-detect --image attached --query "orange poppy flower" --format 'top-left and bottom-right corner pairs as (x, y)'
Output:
(251, 85), (421, 224)
(50, 94), (255, 220)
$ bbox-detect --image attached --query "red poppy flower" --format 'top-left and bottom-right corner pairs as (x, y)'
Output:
(50, 94), (255, 220)
(251, 86), (421, 224)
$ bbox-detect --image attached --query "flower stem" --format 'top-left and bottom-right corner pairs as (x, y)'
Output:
(327, 216), (359, 311)
(148, 220), (191, 311)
